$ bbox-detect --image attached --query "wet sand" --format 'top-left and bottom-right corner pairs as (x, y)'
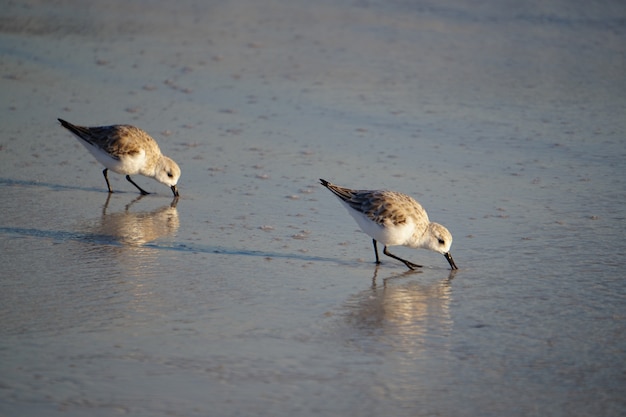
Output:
(1, 1), (626, 416)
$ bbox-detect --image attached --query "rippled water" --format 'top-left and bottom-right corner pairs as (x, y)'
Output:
(1, 0), (625, 416)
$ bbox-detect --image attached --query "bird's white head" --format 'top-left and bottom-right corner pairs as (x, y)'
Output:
(426, 223), (458, 269)
(154, 156), (181, 196)
(426, 223), (453, 253)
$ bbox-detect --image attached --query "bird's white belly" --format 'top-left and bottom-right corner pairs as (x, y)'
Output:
(81, 141), (145, 175)
(344, 205), (413, 246)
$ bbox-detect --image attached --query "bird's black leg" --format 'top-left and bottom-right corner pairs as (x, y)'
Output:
(102, 168), (113, 193)
(372, 239), (381, 264)
(383, 246), (422, 270)
(125, 175), (150, 195)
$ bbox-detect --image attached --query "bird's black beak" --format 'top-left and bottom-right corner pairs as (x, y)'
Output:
(444, 252), (458, 270)
(171, 185), (179, 197)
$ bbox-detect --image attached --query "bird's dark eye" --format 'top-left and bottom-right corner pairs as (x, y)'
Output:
(438, 239), (445, 245)
(167, 172), (173, 178)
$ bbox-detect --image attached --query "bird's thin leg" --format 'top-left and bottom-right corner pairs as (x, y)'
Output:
(383, 246), (422, 270)
(372, 239), (381, 264)
(102, 192), (112, 214)
(102, 168), (113, 193)
(125, 175), (150, 195)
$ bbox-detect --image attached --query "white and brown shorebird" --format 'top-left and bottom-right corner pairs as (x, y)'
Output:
(320, 179), (457, 270)
(58, 119), (180, 197)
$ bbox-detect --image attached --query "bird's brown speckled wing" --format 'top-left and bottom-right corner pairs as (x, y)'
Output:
(321, 180), (427, 227)
(96, 125), (156, 159)
(353, 190), (425, 226)
(59, 119), (155, 160)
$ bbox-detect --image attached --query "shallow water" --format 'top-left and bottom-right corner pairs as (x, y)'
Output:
(1, 1), (626, 416)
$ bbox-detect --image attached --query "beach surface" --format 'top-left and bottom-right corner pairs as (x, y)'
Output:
(1, 1), (625, 416)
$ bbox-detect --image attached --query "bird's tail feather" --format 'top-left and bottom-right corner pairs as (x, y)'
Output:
(58, 119), (93, 143)
(319, 178), (354, 202)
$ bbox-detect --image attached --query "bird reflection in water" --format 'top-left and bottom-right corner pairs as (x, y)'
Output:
(97, 194), (180, 246)
(340, 267), (456, 356)
(69, 194), (181, 319)
(80, 194), (180, 274)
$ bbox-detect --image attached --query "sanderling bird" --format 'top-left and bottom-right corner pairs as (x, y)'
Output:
(320, 179), (457, 270)
(58, 119), (180, 197)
